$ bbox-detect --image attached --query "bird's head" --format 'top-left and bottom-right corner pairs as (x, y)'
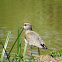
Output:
(21, 23), (32, 30)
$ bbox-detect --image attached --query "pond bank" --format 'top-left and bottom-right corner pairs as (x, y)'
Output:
(35, 55), (62, 62)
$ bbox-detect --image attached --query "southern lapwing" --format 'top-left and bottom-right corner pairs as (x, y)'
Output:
(22, 23), (47, 56)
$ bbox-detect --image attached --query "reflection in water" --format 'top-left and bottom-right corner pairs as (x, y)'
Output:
(0, 0), (62, 59)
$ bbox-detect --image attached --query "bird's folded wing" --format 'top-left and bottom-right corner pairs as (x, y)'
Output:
(25, 31), (45, 48)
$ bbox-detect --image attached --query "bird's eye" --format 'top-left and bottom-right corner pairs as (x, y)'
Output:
(24, 24), (26, 26)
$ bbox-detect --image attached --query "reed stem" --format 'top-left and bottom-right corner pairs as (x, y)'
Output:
(8, 28), (24, 59)
(1, 32), (11, 62)
(23, 42), (27, 59)
(17, 25), (21, 56)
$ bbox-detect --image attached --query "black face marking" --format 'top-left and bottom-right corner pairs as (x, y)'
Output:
(30, 27), (32, 30)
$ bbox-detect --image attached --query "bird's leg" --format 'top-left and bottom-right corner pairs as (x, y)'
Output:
(38, 48), (40, 55)
(31, 47), (32, 56)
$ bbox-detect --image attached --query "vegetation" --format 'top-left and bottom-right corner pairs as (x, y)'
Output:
(0, 32), (11, 62)
(50, 50), (62, 57)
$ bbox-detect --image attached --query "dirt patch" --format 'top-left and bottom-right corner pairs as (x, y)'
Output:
(35, 55), (62, 62)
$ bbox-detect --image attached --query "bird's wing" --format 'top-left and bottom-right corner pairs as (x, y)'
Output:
(24, 31), (45, 48)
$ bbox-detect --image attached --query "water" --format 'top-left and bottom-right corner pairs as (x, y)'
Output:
(0, 0), (62, 59)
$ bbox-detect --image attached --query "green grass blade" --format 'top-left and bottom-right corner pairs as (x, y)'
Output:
(23, 42), (27, 59)
(1, 32), (11, 62)
(8, 28), (24, 58)
(0, 41), (10, 61)
(17, 25), (21, 56)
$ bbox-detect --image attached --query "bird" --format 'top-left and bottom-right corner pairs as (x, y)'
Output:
(21, 23), (47, 56)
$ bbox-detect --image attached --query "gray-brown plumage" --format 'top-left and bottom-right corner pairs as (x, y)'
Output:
(22, 23), (47, 56)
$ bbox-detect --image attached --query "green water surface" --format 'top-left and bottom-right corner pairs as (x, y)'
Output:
(0, 0), (62, 59)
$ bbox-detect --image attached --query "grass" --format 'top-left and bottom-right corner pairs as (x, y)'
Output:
(8, 28), (24, 58)
(17, 25), (21, 56)
(0, 27), (24, 62)
(1, 32), (11, 62)
(50, 50), (62, 57)
(23, 42), (27, 59)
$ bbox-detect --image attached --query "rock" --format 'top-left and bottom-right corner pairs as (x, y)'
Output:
(35, 55), (62, 62)
(56, 57), (62, 62)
